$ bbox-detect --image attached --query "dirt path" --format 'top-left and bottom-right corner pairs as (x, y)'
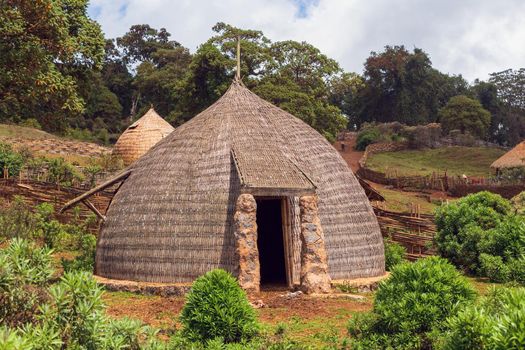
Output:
(333, 133), (363, 173)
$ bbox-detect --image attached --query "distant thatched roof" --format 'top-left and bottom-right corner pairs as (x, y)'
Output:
(491, 141), (525, 169)
(112, 108), (174, 166)
(96, 80), (384, 283)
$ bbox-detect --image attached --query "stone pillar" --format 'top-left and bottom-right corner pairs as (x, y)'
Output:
(233, 194), (260, 293)
(299, 195), (331, 294)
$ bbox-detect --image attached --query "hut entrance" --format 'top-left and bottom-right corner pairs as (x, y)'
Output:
(256, 197), (288, 287)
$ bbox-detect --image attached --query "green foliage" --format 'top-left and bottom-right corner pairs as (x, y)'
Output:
(0, 239), (54, 327)
(46, 158), (83, 186)
(349, 257), (476, 349)
(439, 95), (491, 139)
(0, 0), (105, 132)
(0, 197), (38, 239)
(438, 287), (525, 350)
(180, 269), (259, 344)
(355, 127), (380, 150)
(383, 238), (406, 271)
(62, 233), (96, 273)
(356, 45), (469, 127)
(435, 191), (512, 271)
(0, 142), (24, 177)
(436, 191), (525, 284)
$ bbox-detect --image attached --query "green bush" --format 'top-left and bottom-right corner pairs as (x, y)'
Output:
(0, 143), (24, 177)
(349, 257), (476, 349)
(355, 127), (381, 151)
(438, 287), (525, 350)
(435, 191), (512, 271)
(46, 158), (83, 186)
(62, 234), (96, 273)
(180, 269), (259, 344)
(0, 239), (54, 327)
(384, 238), (406, 271)
(0, 197), (38, 240)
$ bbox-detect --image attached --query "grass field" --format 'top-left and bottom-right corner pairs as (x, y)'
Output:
(366, 146), (505, 177)
(376, 187), (440, 214)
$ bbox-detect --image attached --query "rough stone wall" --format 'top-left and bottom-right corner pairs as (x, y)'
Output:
(299, 195), (331, 294)
(359, 142), (408, 168)
(233, 194), (260, 292)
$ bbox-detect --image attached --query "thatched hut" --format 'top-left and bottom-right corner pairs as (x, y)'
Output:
(491, 141), (525, 172)
(112, 108), (174, 166)
(64, 80), (384, 293)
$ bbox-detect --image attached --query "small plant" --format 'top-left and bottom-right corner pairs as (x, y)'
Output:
(383, 238), (406, 271)
(46, 157), (83, 186)
(349, 257), (476, 349)
(0, 239), (54, 327)
(0, 142), (24, 177)
(62, 234), (97, 273)
(0, 196), (38, 240)
(180, 269), (259, 344)
(355, 127), (380, 151)
(438, 287), (525, 350)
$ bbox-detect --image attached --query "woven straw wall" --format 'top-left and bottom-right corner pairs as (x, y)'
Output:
(491, 141), (525, 169)
(112, 108), (174, 166)
(96, 81), (384, 283)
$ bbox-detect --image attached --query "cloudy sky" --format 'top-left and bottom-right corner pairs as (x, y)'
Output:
(88, 0), (525, 82)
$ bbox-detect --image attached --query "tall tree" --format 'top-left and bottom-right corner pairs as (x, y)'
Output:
(356, 46), (468, 127)
(439, 95), (491, 139)
(0, 0), (105, 132)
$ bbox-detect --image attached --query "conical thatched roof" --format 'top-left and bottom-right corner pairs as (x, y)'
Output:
(112, 108), (174, 166)
(96, 80), (384, 283)
(491, 141), (525, 169)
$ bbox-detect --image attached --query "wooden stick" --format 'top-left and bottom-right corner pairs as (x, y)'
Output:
(60, 170), (131, 213)
(236, 35), (241, 80)
(82, 199), (106, 222)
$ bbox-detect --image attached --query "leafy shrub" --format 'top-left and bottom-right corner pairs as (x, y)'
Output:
(0, 197), (38, 239)
(180, 269), (259, 344)
(355, 127), (380, 150)
(20, 118), (42, 130)
(349, 257), (476, 349)
(384, 238), (406, 271)
(435, 191), (512, 271)
(0, 143), (24, 177)
(438, 287), (525, 350)
(511, 191), (525, 215)
(62, 234), (97, 273)
(0, 239), (54, 327)
(46, 158), (83, 186)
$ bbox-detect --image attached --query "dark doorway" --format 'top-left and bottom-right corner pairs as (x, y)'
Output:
(256, 198), (287, 286)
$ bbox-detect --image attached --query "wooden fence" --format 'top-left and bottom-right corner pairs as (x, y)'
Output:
(373, 205), (437, 260)
(359, 167), (525, 198)
(0, 178), (113, 229)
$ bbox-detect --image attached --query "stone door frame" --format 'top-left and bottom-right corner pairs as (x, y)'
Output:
(234, 193), (330, 294)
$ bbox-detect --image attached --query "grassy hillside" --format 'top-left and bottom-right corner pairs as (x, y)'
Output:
(0, 123), (58, 140)
(366, 146), (505, 177)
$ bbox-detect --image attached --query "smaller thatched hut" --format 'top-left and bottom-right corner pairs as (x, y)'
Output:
(491, 141), (525, 172)
(112, 108), (174, 166)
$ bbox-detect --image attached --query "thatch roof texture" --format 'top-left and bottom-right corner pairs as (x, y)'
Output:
(96, 80), (385, 283)
(112, 108), (174, 166)
(491, 141), (525, 169)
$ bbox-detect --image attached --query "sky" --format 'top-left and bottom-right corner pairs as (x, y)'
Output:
(88, 0), (525, 82)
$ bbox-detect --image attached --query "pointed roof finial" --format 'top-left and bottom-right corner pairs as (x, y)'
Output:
(236, 36), (241, 81)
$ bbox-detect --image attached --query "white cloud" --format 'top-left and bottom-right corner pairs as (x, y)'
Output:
(89, 0), (525, 82)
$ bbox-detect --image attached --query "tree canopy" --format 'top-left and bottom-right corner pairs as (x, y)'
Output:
(1, 2), (523, 146)
(439, 95), (491, 139)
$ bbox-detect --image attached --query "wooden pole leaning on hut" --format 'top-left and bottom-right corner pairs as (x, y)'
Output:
(60, 170), (132, 220)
